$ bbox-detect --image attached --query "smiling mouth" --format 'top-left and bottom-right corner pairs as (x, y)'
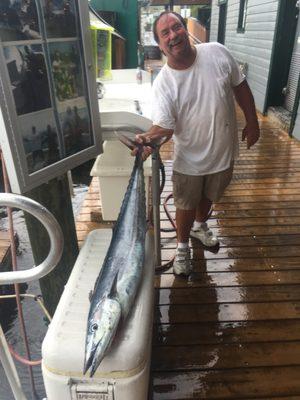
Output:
(169, 41), (182, 49)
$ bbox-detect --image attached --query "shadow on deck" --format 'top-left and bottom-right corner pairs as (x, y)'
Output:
(76, 109), (300, 399)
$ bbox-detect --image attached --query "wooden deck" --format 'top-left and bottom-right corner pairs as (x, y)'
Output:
(76, 109), (300, 399)
(0, 230), (17, 275)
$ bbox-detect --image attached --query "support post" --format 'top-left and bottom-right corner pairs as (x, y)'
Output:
(151, 148), (161, 268)
(24, 174), (79, 316)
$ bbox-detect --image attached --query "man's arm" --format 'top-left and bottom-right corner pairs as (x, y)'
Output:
(233, 80), (260, 149)
(132, 125), (174, 159)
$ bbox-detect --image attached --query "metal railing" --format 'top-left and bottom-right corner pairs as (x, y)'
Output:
(0, 193), (63, 285)
(0, 193), (64, 400)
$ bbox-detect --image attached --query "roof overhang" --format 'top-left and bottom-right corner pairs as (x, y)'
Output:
(89, 5), (125, 40)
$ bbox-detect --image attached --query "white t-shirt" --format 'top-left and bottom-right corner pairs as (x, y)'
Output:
(151, 42), (245, 175)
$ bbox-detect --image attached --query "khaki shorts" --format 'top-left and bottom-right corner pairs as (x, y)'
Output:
(172, 162), (234, 210)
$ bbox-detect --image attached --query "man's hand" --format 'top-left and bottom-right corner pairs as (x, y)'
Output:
(130, 125), (174, 160)
(233, 80), (260, 149)
(242, 123), (260, 149)
(131, 133), (153, 160)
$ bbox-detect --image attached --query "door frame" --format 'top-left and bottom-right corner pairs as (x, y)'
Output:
(264, 0), (299, 114)
(217, 0), (228, 45)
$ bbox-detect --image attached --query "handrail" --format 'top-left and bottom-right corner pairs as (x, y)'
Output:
(0, 193), (63, 285)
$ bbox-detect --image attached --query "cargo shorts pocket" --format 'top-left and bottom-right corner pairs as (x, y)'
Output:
(172, 171), (188, 200)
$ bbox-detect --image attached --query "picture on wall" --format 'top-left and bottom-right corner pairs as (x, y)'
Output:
(58, 98), (93, 156)
(0, 0), (40, 42)
(20, 110), (61, 173)
(42, 0), (77, 38)
(49, 41), (84, 102)
(4, 44), (51, 115)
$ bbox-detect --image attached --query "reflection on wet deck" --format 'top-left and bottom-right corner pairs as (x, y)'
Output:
(151, 110), (300, 399)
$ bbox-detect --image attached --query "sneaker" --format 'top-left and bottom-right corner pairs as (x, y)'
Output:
(173, 247), (192, 276)
(190, 222), (219, 247)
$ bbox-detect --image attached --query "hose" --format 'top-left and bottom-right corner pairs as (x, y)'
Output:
(0, 294), (52, 366)
(149, 153), (176, 272)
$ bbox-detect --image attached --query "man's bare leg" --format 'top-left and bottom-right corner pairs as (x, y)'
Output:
(173, 208), (195, 275)
(176, 208), (195, 243)
(195, 197), (212, 223)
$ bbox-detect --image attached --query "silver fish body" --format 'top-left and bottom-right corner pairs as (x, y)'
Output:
(84, 153), (147, 377)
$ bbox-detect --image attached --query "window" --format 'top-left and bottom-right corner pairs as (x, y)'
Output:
(237, 0), (248, 33)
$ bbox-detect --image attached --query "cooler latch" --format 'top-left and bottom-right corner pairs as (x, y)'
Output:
(70, 381), (115, 400)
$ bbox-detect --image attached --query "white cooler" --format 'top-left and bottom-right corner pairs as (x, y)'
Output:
(91, 141), (152, 221)
(42, 229), (154, 400)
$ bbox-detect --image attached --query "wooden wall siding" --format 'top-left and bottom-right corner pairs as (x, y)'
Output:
(209, 0), (279, 112)
(150, 108), (300, 399)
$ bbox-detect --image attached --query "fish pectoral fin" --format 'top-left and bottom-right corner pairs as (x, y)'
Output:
(108, 272), (119, 299)
(88, 290), (93, 302)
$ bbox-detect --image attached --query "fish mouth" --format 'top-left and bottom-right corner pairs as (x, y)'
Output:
(84, 337), (109, 377)
(83, 345), (96, 375)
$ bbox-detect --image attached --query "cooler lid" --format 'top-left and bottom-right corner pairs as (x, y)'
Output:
(42, 229), (154, 379)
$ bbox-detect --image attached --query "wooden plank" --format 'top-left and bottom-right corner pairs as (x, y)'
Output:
(152, 341), (300, 371)
(157, 257), (300, 272)
(211, 209), (300, 218)
(161, 234), (300, 248)
(160, 216), (300, 227)
(155, 302), (300, 323)
(151, 367), (300, 399)
(156, 285), (300, 305)
(153, 320), (300, 346)
(161, 246), (300, 260)
(155, 271), (300, 288)
(162, 201), (300, 211)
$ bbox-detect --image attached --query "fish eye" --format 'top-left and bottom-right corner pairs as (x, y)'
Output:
(91, 323), (98, 332)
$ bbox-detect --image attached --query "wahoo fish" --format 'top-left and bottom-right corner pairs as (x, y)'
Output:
(84, 148), (147, 377)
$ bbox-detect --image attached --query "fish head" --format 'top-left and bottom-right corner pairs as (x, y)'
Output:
(84, 297), (121, 377)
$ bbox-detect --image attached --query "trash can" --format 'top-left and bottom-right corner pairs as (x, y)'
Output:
(91, 140), (152, 221)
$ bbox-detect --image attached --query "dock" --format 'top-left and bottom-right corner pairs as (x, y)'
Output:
(0, 230), (13, 263)
(76, 109), (300, 398)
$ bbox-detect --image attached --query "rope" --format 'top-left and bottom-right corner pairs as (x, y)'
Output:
(0, 293), (52, 323)
(1, 152), (38, 397)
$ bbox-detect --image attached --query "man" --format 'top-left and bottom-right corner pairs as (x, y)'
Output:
(134, 11), (260, 275)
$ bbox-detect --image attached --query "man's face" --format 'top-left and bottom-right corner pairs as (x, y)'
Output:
(156, 14), (190, 60)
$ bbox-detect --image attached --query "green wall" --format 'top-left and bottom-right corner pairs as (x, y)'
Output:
(90, 0), (138, 68)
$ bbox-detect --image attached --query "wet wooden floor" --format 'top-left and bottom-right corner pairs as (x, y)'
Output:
(151, 111), (300, 399)
(76, 109), (300, 399)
